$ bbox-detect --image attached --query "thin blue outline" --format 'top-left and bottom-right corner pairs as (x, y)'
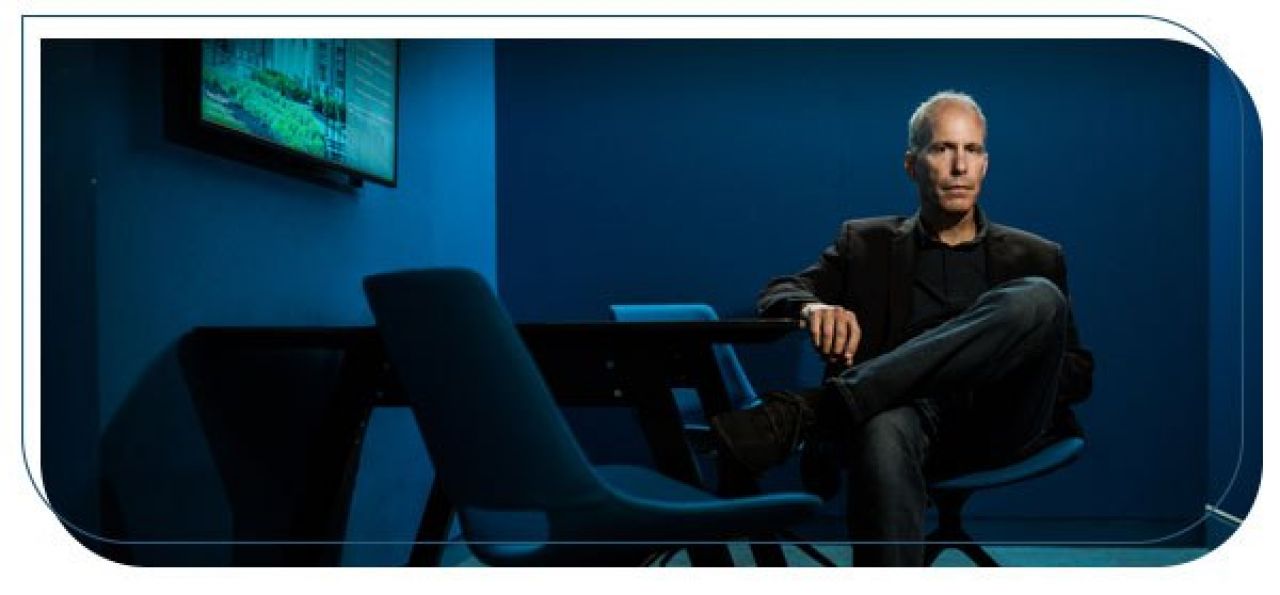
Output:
(17, 13), (1261, 561)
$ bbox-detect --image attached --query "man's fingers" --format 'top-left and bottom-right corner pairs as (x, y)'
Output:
(820, 312), (835, 355)
(804, 305), (861, 360)
(831, 315), (849, 356)
(842, 311), (861, 363)
(808, 315), (823, 349)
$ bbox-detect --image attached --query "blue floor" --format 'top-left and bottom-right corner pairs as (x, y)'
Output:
(438, 543), (1209, 567)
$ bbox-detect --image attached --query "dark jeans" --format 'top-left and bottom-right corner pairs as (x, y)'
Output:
(823, 276), (1068, 566)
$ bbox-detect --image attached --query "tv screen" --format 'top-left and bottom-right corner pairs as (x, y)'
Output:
(200, 39), (398, 186)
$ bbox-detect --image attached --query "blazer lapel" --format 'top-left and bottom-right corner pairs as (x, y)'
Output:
(984, 225), (1012, 286)
(885, 216), (917, 348)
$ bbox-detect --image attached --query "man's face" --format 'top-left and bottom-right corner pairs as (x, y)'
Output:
(905, 103), (989, 216)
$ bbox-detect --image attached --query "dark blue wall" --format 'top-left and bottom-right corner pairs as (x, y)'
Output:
(41, 39), (494, 565)
(496, 39), (1216, 540)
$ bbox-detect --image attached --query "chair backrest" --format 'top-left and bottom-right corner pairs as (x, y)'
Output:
(364, 268), (605, 514)
(609, 304), (760, 416)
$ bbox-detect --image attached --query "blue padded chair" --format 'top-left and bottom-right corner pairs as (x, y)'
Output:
(364, 269), (822, 566)
(924, 436), (1085, 566)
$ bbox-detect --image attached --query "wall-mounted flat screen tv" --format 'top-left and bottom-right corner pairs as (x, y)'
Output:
(200, 39), (398, 186)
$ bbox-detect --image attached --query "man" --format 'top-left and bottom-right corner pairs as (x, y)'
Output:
(710, 91), (1094, 566)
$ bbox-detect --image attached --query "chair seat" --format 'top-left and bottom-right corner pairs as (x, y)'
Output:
(465, 464), (821, 565)
(928, 437), (1085, 492)
(595, 464), (820, 517)
(595, 465), (719, 502)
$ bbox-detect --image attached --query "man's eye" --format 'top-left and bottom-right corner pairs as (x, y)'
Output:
(967, 146), (986, 155)
(928, 145), (947, 154)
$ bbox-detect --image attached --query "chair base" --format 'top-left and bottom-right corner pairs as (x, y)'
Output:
(779, 529), (838, 567)
(924, 530), (1000, 567)
(648, 535), (837, 567)
(924, 489), (1000, 567)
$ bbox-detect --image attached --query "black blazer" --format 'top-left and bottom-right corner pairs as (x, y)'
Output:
(757, 214), (1094, 434)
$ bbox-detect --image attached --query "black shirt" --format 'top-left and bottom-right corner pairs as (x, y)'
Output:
(905, 209), (990, 340)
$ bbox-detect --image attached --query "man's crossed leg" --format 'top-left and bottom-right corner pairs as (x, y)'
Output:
(710, 276), (1070, 565)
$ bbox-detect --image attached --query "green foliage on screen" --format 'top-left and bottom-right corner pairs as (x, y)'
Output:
(202, 67), (326, 157)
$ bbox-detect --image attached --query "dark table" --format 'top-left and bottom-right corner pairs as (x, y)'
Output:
(181, 319), (802, 566)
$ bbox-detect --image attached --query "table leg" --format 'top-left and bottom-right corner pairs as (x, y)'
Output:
(622, 352), (706, 488)
(287, 347), (380, 565)
(688, 346), (789, 567)
(408, 479), (455, 566)
(620, 350), (736, 565)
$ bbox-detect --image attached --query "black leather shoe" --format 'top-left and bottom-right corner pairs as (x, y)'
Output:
(709, 390), (818, 475)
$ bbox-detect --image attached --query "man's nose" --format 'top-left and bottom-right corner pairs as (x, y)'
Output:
(951, 152), (969, 174)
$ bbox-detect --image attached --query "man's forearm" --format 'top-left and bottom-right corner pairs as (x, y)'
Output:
(757, 279), (822, 318)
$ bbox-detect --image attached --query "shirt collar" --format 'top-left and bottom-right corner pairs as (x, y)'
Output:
(912, 205), (988, 248)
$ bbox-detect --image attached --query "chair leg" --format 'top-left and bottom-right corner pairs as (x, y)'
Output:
(776, 529), (837, 567)
(749, 542), (787, 566)
(687, 545), (735, 566)
(925, 489), (1000, 567)
(959, 541), (999, 567)
(648, 548), (680, 567)
(792, 542), (838, 567)
(923, 540), (945, 566)
(927, 527), (1000, 566)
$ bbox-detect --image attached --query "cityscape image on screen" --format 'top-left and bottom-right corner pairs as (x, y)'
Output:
(200, 39), (398, 184)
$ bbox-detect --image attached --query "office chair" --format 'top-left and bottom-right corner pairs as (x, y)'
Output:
(364, 269), (822, 566)
(924, 436), (1085, 566)
(610, 303), (836, 567)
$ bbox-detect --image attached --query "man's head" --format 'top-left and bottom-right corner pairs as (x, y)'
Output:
(903, 91), (989, 217)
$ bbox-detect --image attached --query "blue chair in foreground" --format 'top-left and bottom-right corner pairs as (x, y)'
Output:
(364, 269), (822, 566)
(924, 437), (1085, 566)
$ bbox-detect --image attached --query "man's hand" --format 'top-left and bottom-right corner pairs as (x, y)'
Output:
(800, 303), (860, 367)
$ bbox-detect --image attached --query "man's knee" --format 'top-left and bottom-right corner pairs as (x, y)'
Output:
(995, 276), (1066, 329)
(848, 407), (928, 469)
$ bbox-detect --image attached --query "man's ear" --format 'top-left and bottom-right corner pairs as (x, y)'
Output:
(903, 152), (917, 181)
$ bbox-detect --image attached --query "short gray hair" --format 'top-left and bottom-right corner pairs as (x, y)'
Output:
(906, 91), (987, 156)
